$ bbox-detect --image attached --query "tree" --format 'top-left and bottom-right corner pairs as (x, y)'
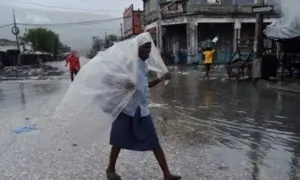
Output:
(60, 45), (72, 53)
(86, 34), (120, 59)
(92, 36), (105, 52)
(104, 34), (119, 48)
(23, 28), (62, 55)
(86, 36), (104, 58)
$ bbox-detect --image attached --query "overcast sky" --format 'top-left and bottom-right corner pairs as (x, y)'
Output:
(0, 0), (143, 16)
(0, 0), (143, 51)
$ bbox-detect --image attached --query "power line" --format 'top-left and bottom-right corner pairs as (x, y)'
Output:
(13, 0), (122, 13)
(16, 15), (133, 27)
(0, 23), (13, 29)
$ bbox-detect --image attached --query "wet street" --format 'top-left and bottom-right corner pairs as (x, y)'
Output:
(1, 66), (300, 180)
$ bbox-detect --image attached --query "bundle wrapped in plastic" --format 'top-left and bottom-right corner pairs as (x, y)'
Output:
(54, 32), (168, 145)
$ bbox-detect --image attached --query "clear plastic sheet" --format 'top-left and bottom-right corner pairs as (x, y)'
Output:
(53, 32), (169, 145)
(264, 12), (300, 40)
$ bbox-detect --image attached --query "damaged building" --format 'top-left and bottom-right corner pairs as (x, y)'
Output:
(143, 0), (280, 64)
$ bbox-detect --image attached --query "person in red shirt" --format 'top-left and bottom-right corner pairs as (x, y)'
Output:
(65, 51), (81, 82)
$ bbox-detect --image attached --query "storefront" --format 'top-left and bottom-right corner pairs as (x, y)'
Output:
(161, 1), (188, 64)
(162, 17), (187, 64)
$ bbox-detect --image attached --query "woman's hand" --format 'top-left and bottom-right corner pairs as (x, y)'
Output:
(161, 72), (171, 81)
(124, 79), (136, 90)
(148, 72), (171, 88)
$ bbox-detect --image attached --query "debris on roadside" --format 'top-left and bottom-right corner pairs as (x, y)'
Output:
(11, 124), (37, 134)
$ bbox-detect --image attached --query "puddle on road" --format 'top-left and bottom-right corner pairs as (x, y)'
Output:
(150, 76), (300, 179)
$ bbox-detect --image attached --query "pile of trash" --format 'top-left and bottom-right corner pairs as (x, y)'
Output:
(0, 64), (64, 78)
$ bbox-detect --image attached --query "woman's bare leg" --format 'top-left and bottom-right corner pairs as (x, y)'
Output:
(106, 146), (121, 173)
(153, 147), (181, 180)
(153, 147), (171, 177)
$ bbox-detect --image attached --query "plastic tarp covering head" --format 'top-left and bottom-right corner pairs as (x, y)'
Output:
(54, 32), (168, 145)
(264, 12), (300, 40)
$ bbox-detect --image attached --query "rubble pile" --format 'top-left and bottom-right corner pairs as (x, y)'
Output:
(0, 65), (64, 78)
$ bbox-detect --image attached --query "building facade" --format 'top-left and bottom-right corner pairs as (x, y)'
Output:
(143, 0), (159, 43)
(123, 4), (145, 39)
(143, 0), (280, 64)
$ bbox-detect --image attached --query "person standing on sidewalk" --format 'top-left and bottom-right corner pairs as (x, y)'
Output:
(65, 51), (80, 82)
(106, 33), (181, 180)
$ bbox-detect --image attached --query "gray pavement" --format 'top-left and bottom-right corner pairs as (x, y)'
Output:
(1, 66), (300, 180)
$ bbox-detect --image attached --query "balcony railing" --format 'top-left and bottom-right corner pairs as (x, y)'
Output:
(186, 3), (279, 15)
(160, 0), (185, 5)
(186, 0), (256, 5)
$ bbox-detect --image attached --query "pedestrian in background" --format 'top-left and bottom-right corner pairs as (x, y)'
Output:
(202, 46), (216, 80)
(65, 51), (80, 82)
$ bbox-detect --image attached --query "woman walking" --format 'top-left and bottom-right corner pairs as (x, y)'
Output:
(106, 34), (181, 180)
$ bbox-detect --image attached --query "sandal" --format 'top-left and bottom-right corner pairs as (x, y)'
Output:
(106, 172), (121, 180)
(169, 174), (182, 180)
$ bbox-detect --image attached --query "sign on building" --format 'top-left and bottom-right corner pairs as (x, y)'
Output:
(132, 11), (144, 35)
(252, 5), (273, 13)
(207, 0), (222, 4)
(162, 17), (187, 25)
(161, 2), (185, 17)
(123, 5), (133, 37)
(123, 4), (145, 38)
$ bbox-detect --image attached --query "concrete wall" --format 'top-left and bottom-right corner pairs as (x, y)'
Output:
(190, 0), (255, 4)
(224, 0), (255, 4)
(163, 24), (187, 64)
(186, 21), (198, 64)
(163, 24), (187, 51)
(144, 0), (158, 24)
(187, 4), (262, 14)
(187, 0), (280, 15)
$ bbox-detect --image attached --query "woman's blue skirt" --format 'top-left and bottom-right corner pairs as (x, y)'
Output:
(110, 108), (161, 151)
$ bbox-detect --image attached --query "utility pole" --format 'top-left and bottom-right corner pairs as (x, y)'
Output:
(12, 9), (20, 51)
(12, 9), (22, 66)
(120, 23), (123, 40)
(252, 0), (265, 80)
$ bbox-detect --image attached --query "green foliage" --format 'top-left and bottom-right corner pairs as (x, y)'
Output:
(104, 34), (119, 48)
(86, 34), (120, 58)
(23, 28), (63, 55)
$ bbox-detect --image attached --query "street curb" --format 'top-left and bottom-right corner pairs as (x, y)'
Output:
(0, 76), (64, 81)
(276, 86), (300, 93)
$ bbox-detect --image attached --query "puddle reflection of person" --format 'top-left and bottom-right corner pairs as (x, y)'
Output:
(19, 83), (26, 108)
(106, 33), (181, 180)
(204, 90), (212, 107)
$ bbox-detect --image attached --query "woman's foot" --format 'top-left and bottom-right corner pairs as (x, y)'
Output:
(164, 174), (182, 180)
(106, 171), (121, 180)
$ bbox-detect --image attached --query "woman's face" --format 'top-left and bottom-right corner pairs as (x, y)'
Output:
(139, 42), (151, 60)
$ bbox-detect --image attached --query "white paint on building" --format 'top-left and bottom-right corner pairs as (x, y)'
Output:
(144, 21), (157, 31)
(240, 18), (276, 23)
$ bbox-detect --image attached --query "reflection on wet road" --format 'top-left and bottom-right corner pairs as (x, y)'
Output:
(151, 69), (300, 180)
(1, 68), (300, 180)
